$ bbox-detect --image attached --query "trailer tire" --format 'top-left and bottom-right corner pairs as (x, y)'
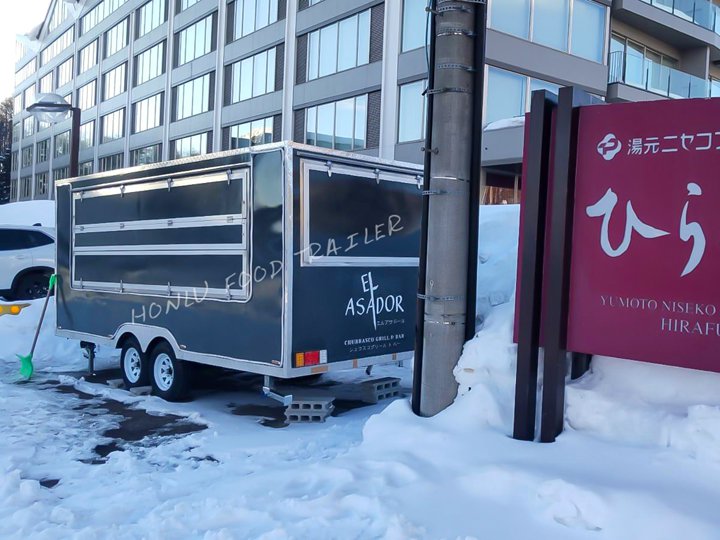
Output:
(120, 338), (149, 389)
(150, 343), (189, 402)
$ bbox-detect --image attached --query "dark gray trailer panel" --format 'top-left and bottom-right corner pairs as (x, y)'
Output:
(55, 143), (421, 378)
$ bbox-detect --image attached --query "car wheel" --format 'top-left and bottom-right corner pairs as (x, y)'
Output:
(120, 338), (149, 389)
(13, 271), (52, 300)
(150, 342), (189, 402)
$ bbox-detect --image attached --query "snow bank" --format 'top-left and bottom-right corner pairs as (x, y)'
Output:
(452, 204), (720, 465)
(0, 200), (55, 227)
(0, 298), (85, 373)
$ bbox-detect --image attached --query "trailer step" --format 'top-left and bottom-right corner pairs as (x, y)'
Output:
(285, 397), (335, 423)
(361, 377), (402, 404)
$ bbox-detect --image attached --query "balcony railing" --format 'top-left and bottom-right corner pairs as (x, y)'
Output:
(640, 0), (720, 35)
(608, 50), (710, 98)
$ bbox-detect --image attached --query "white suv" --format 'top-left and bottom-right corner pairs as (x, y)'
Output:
(0, 225), (55, 300)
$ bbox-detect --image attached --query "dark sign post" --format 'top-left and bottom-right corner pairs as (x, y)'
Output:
(513, 90), (556, 442)
(516, 91), (720, 443)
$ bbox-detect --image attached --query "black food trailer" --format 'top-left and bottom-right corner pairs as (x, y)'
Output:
(55, 142), (423, 403)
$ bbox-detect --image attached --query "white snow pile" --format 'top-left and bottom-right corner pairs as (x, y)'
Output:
(0, 200), (55, 227)
(1, 203), (720, 539)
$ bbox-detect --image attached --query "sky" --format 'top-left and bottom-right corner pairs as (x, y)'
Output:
(1, 1), (53, 100)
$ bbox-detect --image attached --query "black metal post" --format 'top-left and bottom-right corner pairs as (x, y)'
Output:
(465, 2), (488, 341)
(539, 86), (595, 443)
(512, 90), (556, 442)
(70, 107), (80, 178)
(412, 0), (438, 415)
(570, 353), (592, 380)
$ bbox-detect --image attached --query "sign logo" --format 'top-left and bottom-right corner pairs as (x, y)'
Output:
(597, 133), (622, 161)
(344, 272), (404, 330)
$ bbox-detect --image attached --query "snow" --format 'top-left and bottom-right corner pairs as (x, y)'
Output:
(2, 203), (720, 538)
(484, 116), (526, 132)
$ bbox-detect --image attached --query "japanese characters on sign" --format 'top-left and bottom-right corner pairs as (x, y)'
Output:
(568, 98), (720, 372)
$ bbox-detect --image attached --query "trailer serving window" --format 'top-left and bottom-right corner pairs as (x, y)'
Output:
(70, 168), (251, 301)
(300, 159), (422, 267)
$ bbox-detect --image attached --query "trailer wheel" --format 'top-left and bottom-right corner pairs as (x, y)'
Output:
(120, 339), (149, 389)
(150, 343), (189, 402)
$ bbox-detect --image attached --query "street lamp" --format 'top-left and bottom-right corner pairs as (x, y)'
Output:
(27, 93), (81, 177)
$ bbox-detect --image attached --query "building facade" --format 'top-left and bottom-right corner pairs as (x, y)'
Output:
(7, 0), (720, 203)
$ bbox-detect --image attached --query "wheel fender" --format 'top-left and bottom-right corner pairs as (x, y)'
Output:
(112, 324), (182, 357)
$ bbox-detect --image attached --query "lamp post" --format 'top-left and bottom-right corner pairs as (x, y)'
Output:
(27, 93), (81, 177)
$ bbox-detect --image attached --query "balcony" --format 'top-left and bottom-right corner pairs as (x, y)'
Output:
(640, 0), (720, 34)
(608, 50), (710, 100)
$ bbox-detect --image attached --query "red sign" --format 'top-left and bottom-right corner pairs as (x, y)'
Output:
(567, 98), (720, 372)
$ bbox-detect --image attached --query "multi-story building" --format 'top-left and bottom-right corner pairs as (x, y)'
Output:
(7, 0), (720, 203)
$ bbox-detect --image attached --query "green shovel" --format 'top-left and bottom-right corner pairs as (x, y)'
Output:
(17, 274), (57, 380)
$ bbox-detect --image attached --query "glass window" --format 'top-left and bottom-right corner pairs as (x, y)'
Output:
(80, 121), (95, 150)
(135, 41), (166, 85)
(307, 10), (370, 81)
(176, 14), (215, 66)
(105, 18), (129, 58)
(225, 116), (274, 149)
(178, 0), (201, 11)
(79, 40), (98, 74)
(10, 178), (17, 200)
(398, 79), (427, 143)
(23, 117), (34, 138)
(137, 0), (166, 37)
(20, 177), (32, 198)
(171, 132), (209, 159)
(77, 80), (97, 110)
(36, 139), (49, 163)
(55, 131), (70, 157)
(79, 161), (94, 175)
(11, 151), (19, 171)
(21, 147), (33, 168)
(82, 0), (130, 35)
(485, 67), (526, 124)
(571, 0), (605, 63)
(12, 122), (20, 143)
(233, 0), (278, 40)
(490, 0), (530, 39)
(24, 86), (36, 109)
(99, 153), (124, 172)
(101, 108), (125, 143)
(530, 79), (561, 94)
(13, 95), (22, 113)
(133, 93), (163, 133)
(48, 0), (71, 32)
(103, 63), (127, 100)
(131, 143), (162, 165)
(54, 166), (70, 181)
(533, 0), (569, 51)
(625, 40), (645, 88)
(402, 0), (428, 51)
(35, 173), (48, 197)
(711, 79), (720, 98)
(15, 59), (36, 87)
(41, 27), (74, 66)
(39, 72), (53, 94)
(57, 57), (74, 87)
(305, 95), (368, 150)
(228, 48), (276, 103)
(173, 73), (213, 120)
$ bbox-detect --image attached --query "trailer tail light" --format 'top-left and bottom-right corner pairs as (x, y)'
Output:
(294, 349), (328, 368)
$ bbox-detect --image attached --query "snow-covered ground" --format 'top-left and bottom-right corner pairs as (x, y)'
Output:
(2, 201), (720, 539)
